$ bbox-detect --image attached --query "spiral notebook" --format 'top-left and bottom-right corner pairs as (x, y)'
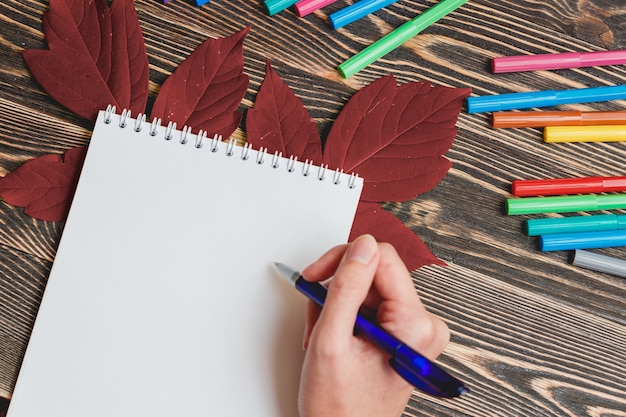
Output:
(8, 108), (363, 417)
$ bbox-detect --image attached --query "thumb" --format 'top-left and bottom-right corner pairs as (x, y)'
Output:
(314, 235), (379, 343)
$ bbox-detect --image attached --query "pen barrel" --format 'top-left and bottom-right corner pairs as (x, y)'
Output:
(294, 277), (328, 307)
(555, 85), (626, 105)
(579, 49), (626, 67)
(539, 229), (626, 251)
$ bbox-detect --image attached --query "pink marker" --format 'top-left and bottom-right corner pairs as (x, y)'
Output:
(294, 0), (336, 16)
(492, 50), (626, 73)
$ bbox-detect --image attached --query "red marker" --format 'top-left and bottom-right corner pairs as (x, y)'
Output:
(512, 176), (626, 197)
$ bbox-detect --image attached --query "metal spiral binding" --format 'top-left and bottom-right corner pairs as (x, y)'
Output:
(103, 105), (359, 188)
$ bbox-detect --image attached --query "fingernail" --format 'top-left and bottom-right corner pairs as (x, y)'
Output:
(346, 234), (377, 265)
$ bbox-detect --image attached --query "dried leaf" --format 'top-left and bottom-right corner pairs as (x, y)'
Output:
(0, 147), (87, 222)
(22, 0), (149, 121)
(246, 60), (322, 164)
(323, 75), (471, 202)
(350, 202), (445, 270)
(150, 27), (251, 139)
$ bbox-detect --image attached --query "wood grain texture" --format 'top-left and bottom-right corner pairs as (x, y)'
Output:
(0, 0), (625, 415)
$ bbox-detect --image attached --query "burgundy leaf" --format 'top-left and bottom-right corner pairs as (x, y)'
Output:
(150, 27), (251, 139)
(22, 0), (149, 121)
(349, 202), (445, 271)
(324, 75), (471, 202)
(109, 0), (149, 114)
(0, 147), (87, 222)
(246, 60), (323, 163)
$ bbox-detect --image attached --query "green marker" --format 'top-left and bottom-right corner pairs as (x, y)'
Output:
(506, 194), (626, 215)
(338, 0), (470, 78)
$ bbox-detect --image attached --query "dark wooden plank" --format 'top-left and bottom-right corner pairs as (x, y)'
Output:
(0, 0), (624, 414)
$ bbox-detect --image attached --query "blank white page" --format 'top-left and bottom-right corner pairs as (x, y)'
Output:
(8, 110), (363, 417)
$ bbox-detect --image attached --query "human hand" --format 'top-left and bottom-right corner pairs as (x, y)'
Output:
(298, 234), (450, 417)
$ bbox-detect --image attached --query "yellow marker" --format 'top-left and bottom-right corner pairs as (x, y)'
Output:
(544, 125), (626, 143)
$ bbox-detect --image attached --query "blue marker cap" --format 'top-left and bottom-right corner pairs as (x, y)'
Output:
(467, 85), (626, 114)
(527, 214), (626, 236)
(539, 229), (626, 251)
(329, 0), (397, 29)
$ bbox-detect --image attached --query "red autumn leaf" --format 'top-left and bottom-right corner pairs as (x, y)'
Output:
(350, 202), (445, 271)
(323, 75), (471, 202)
(246, 60), (323, 164)
(150, 27), (250, 139)
(22, 0), (149, 121)
(0, 146), (87, 222)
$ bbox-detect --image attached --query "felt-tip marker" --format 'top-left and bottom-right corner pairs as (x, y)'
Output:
(466, 85), (626, 114)
(512, 176), (626, 197)
(492, 50), (626, 73)
(274, 262), (469, 398)
(492, 110), (626, 128)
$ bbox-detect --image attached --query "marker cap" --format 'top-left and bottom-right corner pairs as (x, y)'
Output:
(539, 229), (626, 251)
(544, 125), (626, 143)
(572, 249), (626, 278)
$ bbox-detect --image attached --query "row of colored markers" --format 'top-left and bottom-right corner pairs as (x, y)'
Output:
(506, 176), (626, 278)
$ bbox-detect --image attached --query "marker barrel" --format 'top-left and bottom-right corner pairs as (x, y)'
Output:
(492, 110), (626, 128)
(295, 0), (336, 16)
(329, 0), (397, 29)
(466, 85), (626, 114)
(492, 50), (626, 73)
(506, 194), (626, 215)
(572, 249), (626, 278)
(265, 0), (299, 15)
(512, 176), (626, 197)
(539, 229), (626, 251)
(544, 125), (626, 143)
(526, 214), (626, 236)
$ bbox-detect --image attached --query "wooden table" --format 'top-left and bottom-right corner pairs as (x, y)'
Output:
(1, 0), (625, 415)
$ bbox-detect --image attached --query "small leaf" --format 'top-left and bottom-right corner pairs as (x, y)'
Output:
(349, 202), (445, 271)
(151, 27), (251, 139)
(22, 0), (149, 121)
(324, 75), (471, 202)
(246, 60), (323, 163)
(0, 147), (88, 222)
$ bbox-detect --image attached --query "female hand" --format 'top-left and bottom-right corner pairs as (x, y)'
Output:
(298, 234), (450, 417)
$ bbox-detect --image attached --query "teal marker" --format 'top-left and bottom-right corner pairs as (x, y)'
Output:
(526, 214), (626, 236)
(506, 194), (626, 215)
(265, 0), (298, 15)
(337, 0), (469, 78)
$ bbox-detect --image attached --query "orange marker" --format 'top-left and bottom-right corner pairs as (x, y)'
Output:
(492, 110), (626, 128)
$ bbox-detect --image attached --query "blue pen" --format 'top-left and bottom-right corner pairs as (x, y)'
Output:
(329, 0), (398, 29)
(466, 85), (626, 114)
(539, 229), (626, 251)
(274, 262), (469, 398)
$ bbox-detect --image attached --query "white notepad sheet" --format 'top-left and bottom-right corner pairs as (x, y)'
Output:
(8, 110), (363, 417)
